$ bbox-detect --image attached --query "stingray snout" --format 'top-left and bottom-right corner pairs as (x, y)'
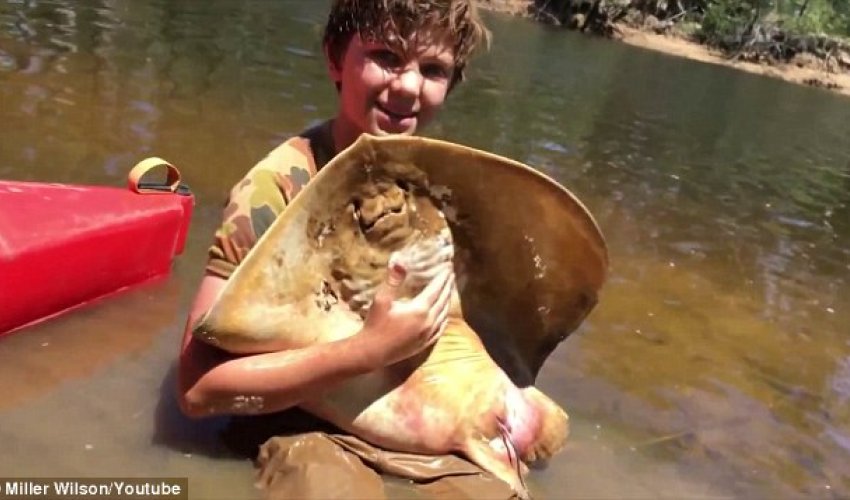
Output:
(358, 203), (407, 233)
(352, 182), (409, 231)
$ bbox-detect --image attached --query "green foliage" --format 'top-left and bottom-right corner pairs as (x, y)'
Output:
(697, 0), (850, 48)
(700, 0), (763, 47)
(783, 0), (850, 36)
(677, 20), (704, 36)
(533, 0), (850, 43)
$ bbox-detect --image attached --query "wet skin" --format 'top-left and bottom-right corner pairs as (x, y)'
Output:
(329, 34), (456, 149)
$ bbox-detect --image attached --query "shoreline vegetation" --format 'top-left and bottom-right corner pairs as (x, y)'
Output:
(478, 0), (850, 97)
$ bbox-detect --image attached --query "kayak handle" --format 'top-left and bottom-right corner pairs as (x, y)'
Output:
(128, 157), (190, 195)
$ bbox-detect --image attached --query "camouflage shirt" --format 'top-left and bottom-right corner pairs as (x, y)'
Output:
(207, 120), (336, 279)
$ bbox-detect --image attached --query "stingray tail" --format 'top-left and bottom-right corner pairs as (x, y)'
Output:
(462, 435), (531, 500)
(497, 416), (528, 491)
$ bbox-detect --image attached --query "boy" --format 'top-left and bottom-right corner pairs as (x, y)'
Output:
(178, 0), (490, 419)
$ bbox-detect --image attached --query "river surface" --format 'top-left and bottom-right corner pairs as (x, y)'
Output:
(1, 1), (849, 498)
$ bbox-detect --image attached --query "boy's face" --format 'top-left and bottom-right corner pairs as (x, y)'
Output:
(328, 32), (456, 138)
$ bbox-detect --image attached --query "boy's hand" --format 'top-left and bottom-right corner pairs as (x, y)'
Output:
(360, 260), (454, 368)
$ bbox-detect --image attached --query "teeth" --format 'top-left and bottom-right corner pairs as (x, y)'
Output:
(378, 104), (415, 119)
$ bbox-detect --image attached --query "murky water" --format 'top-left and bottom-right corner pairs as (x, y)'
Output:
(2, 1), (849, 498)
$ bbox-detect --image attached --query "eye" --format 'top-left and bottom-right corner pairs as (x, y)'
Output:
(395, 179), (409, 192)
(369, 49), (402, 69)
(421, 63), (451, 80)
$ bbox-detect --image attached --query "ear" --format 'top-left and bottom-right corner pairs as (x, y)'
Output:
(323, 43), (342, 83)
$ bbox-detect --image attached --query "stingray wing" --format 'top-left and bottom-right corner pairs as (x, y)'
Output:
(193, 138), (382, 353)
(195, 134), (608, 384)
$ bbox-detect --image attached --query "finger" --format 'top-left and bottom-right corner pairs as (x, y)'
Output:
(385, 258), (407, 288)
(405, 261), (451, 283)
(414, 264), (453, 305)
(435, 301), (450, 330)
(427, 312), (449, 345)
(431, 270), (455, 313)
(404, 245), (454, 273)
(425, 288), (449, 327)
(401, 240), (452, 265)
(373, 259), (408, 306)
(424, 273), (453, 331)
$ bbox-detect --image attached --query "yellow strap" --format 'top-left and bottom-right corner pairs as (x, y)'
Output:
(128, 157), (181, 194)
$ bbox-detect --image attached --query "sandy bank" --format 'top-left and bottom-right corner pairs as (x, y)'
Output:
(615, 25), (850, 98)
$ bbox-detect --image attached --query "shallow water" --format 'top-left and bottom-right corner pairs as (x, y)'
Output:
(1, 1), (849, 498)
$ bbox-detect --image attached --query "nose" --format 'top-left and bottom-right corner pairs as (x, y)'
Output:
(390, 66), (423, 98)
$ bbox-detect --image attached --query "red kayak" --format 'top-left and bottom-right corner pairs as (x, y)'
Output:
(0, 158), (194, 336)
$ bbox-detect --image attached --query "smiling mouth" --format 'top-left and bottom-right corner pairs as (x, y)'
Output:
(376, 103), (417, 121)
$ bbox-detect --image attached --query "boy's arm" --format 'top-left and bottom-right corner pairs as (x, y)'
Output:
(177, 274), (375, 418)
(177, 262), (454, 418)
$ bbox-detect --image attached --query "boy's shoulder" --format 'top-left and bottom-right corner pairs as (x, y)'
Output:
(234, 120), (334, 204)
(208, 122), (335, 276)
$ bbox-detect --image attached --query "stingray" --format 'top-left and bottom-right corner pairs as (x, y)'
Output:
(194, 134), (608, 498)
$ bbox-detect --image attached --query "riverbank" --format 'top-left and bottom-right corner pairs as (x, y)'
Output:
(478, 0), (850, 98)
(615, 25), (850, 97)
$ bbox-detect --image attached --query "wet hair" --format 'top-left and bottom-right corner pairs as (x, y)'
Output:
(323, 0), (491, 89)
